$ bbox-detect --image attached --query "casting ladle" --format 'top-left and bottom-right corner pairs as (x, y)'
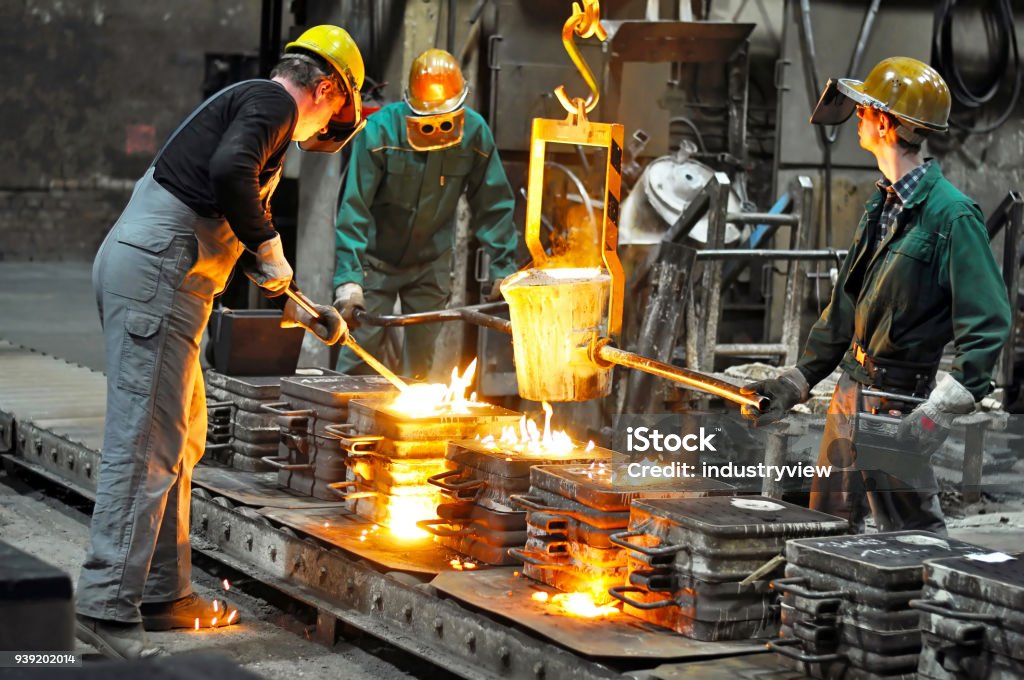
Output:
(284, 284), (409, 392)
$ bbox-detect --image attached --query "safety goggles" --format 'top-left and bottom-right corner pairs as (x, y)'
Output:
(406, 108), (464, 151)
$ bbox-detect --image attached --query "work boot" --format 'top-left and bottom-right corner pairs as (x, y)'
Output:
(75, 614), (167, 660)
(141, 593), (240, 631)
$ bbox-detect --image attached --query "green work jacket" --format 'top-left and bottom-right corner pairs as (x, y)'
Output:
(334, 102), (518, 288)
(796, 162), (1011, 400)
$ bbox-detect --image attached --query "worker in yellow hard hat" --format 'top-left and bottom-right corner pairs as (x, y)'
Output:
(333, 48), (518, 380)
(75, 25), (365, 659)
(741, 57), (1011, 535)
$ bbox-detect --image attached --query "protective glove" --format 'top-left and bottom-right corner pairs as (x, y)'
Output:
(739, 367), (810, 426)
(897, 374), (974, 456)
(244, 234), (293, 295)
(332, 283), (365, 329)
(485, 276), (508, 302)
(281, 298), (347, 345)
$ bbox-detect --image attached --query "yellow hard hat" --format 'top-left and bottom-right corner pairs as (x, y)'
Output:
(811, 57), (951, 132)
(405, 49), (468, 115)
(286, 25), (366, 152)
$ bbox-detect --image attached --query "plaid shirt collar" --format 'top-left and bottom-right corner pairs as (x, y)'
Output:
(875, 159), (932, 206)
(872, 159), (932, 248)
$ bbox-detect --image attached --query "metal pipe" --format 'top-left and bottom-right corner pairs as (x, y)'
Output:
(724, 212), (798, 226)
(594, 343), (767, 411)
(697, 249), (848, 261)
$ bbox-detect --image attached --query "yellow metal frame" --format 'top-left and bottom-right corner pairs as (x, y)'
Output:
(523, 114), (625, 338)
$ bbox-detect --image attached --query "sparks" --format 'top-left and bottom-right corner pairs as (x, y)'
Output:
(227, 610), (237, 624)
(213, 600), (219, 613)
(194, 617), (200, 631)
(212, 617), (218, 626)
(222, 579), (230, 591)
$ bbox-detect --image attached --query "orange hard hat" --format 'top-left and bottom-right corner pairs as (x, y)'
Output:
(405, 49), (468, 115)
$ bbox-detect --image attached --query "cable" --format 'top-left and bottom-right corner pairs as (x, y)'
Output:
(931, 0), (1021, 134)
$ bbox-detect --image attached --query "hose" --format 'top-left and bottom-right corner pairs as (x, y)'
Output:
(795, 0), (880, 247)
(931, 0), (1021, 134)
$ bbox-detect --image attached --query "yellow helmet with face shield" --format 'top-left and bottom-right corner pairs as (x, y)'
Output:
(286, 25), (366, 153)
(404, 49), (468, 151)
(810, 57), (951, 139)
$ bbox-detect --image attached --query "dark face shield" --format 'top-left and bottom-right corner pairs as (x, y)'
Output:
(299, 83), (365, 153)
(298, 117), (367, 153)
(810, 78), (858, 125)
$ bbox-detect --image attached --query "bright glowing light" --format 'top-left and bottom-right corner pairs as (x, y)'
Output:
(388, 360), (487, 417)
(475, 401), (580, 456)
(194, 618), (200, 631)
(222, 579), (230, 591)
(550, 592), (619, 618)
(385, 494), (437, 539)
(227, 610), (238, 624)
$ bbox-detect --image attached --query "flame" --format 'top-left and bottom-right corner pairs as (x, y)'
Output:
(388, 359), (488, 417)
(531, 590), (618, 618)
(475, 401), (583, 456)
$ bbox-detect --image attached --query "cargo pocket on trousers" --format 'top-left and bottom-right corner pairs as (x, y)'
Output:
(117, 309), (163, 395)
(104, 224), (178, 302)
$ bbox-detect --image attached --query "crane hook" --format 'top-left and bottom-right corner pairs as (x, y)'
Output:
(554, 0), (607, 118)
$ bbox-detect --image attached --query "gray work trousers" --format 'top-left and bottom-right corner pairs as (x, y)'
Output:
(336, 252), (452, 381)
(77, 169), (242, 622)
(808, 372), (946, 535)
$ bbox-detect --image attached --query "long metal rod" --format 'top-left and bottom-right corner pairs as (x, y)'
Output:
(697, 249), (848, 261)
(595, 343), (767, 411)
(342, 337), (408, 392)
(354, 302), (509, 328)
(284, 285), (408, 391)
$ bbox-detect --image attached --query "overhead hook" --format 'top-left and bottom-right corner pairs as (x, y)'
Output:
(553, 0), (607, 118)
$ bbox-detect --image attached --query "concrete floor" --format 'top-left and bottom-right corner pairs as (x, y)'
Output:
(0, 262), (105, 372)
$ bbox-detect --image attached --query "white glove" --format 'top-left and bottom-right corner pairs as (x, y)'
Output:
(281, 298), (347, 345)
(244, 234), (293, 294)
(332, 283), (365, 328)
(897, 374), (975, 455)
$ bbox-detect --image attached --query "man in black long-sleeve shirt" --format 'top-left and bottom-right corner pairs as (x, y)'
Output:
(75, 26), (365, 660)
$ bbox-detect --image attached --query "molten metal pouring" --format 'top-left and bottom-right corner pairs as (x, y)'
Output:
(284, 285), (409, 392)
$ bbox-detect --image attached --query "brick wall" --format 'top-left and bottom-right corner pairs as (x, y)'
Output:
(0, 1), (260, 262)
(0, 182), (133, 261)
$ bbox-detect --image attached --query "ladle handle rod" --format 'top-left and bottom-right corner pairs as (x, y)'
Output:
(595, 344), (767, 411)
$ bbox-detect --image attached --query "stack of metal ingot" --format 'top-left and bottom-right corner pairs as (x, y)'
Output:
(336, 399), (522, 537)
(263, 375), (398, 500)
(772, 531), (985, 679)
(204, 371), (288, 471)
(915, 553), (1024, 679)
(423, 439), (614, 564)
(609, 496), (847, 641)
(510, 463), (734, 603)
